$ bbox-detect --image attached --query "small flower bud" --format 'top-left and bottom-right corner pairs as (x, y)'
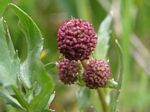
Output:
(83, 59), (110, 89)
(58, 58), (80, 84)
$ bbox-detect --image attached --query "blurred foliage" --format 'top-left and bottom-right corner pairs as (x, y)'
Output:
(0, 0), (150, 112)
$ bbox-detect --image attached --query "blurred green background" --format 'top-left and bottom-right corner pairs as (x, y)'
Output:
(0, 0), (150, 112)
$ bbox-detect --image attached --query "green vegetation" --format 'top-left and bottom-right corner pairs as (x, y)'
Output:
(0, 0), (150, 112)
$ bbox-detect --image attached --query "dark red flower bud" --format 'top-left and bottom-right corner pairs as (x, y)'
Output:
(57, 18), (97, 60)
(83, 59), (110, 89)
(58, 58), (80, 84)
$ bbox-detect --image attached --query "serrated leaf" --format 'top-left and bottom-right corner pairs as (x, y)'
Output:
(95, 15), (112, 59)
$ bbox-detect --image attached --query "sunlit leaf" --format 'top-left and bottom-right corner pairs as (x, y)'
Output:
(94, 15), (112, 59)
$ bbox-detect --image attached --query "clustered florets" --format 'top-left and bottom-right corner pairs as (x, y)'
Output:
(57, 18), (97, 60)
(83, 60), (110, 89)
(58, 58), (80, 84)
(57, 18), (110, 88)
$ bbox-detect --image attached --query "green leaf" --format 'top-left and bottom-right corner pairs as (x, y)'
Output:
(12, 86), (31, 112)
(0, 17), (20, 87)
(0, 0), (10, 16)
(3, 19), (17, 58)
(29, 60), (53, 112)
(0, 3), (53, 111)
(0, 86), (23, 110)
(7, 3), (54, 111)
(94, 15), (112, 59)
(8, 3), (44, 88)
(0, 17), (23, 110)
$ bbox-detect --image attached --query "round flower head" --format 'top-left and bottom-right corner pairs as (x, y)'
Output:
(83, 59), (110, 89)
(58, 58), (80, 84)
(57, 18), (97, 60)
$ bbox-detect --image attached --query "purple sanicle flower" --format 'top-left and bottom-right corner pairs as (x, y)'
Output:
(57, 18), (97, 60)
(83, 59), (110, 89)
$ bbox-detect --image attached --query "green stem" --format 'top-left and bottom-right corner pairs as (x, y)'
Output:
(97, 89), (108, 112)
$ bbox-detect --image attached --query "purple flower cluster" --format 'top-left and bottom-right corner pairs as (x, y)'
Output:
(58, 58), (79, 84)
(57, 18), (97, 60)
(83, 59), (110, 89)
(57, 18), (110, 88)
